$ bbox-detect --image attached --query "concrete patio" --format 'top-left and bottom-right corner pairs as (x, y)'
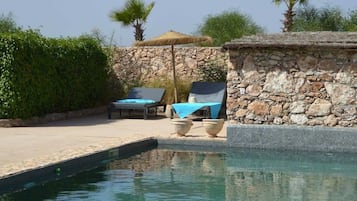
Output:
(0, 113), (227, 179)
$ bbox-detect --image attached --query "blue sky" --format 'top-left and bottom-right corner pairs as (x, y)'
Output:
(1, 0), (356, 46)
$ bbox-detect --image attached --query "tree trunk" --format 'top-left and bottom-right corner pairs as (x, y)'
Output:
(283, 3), (295, 32)
(134, 24), (144, 41)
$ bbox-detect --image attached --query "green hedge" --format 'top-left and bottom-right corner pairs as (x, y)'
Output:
(0, 31), (109, 119)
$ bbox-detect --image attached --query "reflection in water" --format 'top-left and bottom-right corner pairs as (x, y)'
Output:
(109, 150), (226, 200)
(225, 149), (357, 201)
(3, 148), (357, 201)
(226, 170), (357, 201)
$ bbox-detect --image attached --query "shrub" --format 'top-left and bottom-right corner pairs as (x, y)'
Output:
(145, 77), (192, 104)
(0, 31), (109, 119)
(198, 60), (227, 82)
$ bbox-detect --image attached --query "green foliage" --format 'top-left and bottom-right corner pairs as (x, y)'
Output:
(198, 61), (227, 82)
(272, 0), (309, 32)
(110, 0), (155, 41)
(106, 70), (126, 101)
(291, 6), (321, 31)
(80, 28), (117, 47)
(0, 13), (21, 33)
(344, 10), (357, 31)
(0, 31), (109, 119)
(291, 5), (357, 32)
(145, 77), (192, 104)
(120, 79), (144, 99)
(102, 46), (126, 101)
(0, 195), (11, 201)
(83, 30), (125, 101)
(197, 11), (264, 46)
(272, 0), (308, 5)
(318, 7), (344, 31)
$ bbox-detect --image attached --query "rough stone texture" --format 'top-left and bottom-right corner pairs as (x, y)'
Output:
(290, 114), (308, 125)
(112, 47), (228, 83)
(270, 104), (283, 117)
(290, 101), (305, 114)
(306, 99), (332, 117)
(246, 84), (262, 97)
(325, 83), (355, 105)
(324, 114), (338, 126)
(247, 100), (270, 116)
(263, 71), (294, 93)
(225, 32), (357, 127)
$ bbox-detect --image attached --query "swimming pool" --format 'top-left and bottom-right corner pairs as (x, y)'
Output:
(2, 145), (357, 201)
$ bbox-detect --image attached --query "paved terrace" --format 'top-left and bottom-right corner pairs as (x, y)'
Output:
(0, 113), (227, 179)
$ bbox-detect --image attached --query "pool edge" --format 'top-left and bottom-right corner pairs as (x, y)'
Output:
(0, 138), (157, 195)
(227, 124), (357, 153)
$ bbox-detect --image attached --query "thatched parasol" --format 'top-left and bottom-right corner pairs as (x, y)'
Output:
(134, 30), (212, 103)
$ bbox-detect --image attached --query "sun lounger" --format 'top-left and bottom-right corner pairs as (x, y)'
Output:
(108, 87), (165, 119)
(171, 82), (226, 119)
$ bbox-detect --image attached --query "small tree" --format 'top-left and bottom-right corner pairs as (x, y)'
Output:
(110, 0), (154, 41)
(292, 5), (357, 32)
(273, 0), (308, 32)
(344, 10), (357, 31)
(0, 13), (21, 33)
(197, 11), (264, 46)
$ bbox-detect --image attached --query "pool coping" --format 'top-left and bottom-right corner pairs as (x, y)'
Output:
(227, 124), (357, 153)
(0, 139), (157, 195)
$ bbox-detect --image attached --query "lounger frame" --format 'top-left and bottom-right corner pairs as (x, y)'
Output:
(108, 87), (165, 119)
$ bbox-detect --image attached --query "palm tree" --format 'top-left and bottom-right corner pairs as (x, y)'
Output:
(110, 0), (155, 41)
(273, 0), (308, 32)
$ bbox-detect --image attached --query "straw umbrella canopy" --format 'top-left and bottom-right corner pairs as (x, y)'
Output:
(134, 30), (212, 103)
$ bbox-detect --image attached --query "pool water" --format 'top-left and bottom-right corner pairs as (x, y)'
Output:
(2, 147), (357, 201)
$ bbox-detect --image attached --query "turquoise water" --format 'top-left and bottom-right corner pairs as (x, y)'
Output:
(2, 147), (357, 201)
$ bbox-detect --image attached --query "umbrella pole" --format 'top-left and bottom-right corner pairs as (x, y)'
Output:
(171, 45), (178, 103)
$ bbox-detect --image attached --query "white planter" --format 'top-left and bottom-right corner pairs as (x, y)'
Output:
(171, 119), (193, 136)
(164, 104), (172, 118)
(202, 119), (224, 137)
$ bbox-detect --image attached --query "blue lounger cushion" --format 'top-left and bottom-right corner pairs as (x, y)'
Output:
(172, 102), (221, 119)
(116, 99), (156, 104)
(171, 82), (226, 119)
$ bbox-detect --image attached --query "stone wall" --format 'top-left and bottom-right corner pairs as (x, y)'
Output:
(111, 47), (228, 83)
(224, 32), (357, 127)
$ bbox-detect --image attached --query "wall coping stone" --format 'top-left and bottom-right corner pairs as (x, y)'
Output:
(223, 32), (357, 50)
